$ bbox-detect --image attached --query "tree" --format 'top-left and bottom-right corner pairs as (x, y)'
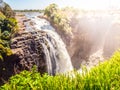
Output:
(0, 2), (16, 61)
(0, 3), (15, 18)
(44, 3), (58, 18)
(0, 18), (18, 37)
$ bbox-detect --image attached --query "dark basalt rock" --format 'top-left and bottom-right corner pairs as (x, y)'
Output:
(0, 30), (49, 85)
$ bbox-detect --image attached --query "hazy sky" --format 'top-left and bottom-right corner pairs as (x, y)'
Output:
(3, 0), (120, 10)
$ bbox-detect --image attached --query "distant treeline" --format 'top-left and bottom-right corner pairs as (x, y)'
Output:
(14, 9), (44, 12)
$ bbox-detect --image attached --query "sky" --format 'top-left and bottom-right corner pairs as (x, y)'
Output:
(3, 0), (120, 10)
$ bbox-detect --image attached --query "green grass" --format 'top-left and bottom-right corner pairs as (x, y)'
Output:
(1, 51), (120, 90)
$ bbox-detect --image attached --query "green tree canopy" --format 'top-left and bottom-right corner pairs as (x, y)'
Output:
(0, 3), (15, 18)
(44, 3), (58, 18)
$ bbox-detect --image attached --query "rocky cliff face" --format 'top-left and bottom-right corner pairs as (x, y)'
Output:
(12, 31), (49, 72)
(0, 31), (50, 85)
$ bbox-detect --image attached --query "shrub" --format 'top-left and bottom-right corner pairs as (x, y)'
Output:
(0, 12), (6, 19)
(0, 3), (15, 18)
(0, 43), (12, 60)
(0, 17), (18, 60)
(0, 3), (17, 61)
(1, 31), (10, 40)
(44, 4), (72, 35)
(0, 18), (18, 34)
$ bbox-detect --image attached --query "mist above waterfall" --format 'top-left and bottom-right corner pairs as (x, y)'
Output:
(82, 11), (120, 54)
(69, 10), (120, 69)
(76, 11), (112, 52)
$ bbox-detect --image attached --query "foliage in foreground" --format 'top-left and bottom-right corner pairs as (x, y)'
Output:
(0, 51), (120, 90)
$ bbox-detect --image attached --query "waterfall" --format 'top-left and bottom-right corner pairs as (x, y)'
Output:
(23, 12), (73, 75)
(43, 30), (73, 75)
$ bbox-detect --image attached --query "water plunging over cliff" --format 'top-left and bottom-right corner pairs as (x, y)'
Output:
(21, 12), (73, 75)
(40, 30), (73, 75)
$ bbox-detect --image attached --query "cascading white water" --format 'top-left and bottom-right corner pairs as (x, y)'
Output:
(24, 12), (73, 75)
(44, 30), (73, 75)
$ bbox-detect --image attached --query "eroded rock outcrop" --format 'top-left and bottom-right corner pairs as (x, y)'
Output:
(11, 31), (48, 73)
(0, 31), (49, 85)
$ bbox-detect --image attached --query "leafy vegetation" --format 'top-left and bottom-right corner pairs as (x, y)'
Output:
(0, 3), (18, 60)
(44, 4), (72, 35)
(0, 3), (15, 18)
(0, 12), (6, 19)
(0, 51), (120, 90)
(0, 42), (12, 60)
(0, 18), (18, 37)
(0, 17), (18, 60)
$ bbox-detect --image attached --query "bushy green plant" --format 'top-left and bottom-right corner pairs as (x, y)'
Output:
(1, 31), (10, 40)
(1, 51), (120, 90)
(0, 3), (15, 18)
(0, 12), (6, 19)
(44, 3), (58, 18)
(44, 4), (72, 35)
(0, 2), (17, 61)
(0, 18), (18, 34)
(0, 17), (18, 60)
(0, 43), (12, 60)
(0, 12), (17, 61)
